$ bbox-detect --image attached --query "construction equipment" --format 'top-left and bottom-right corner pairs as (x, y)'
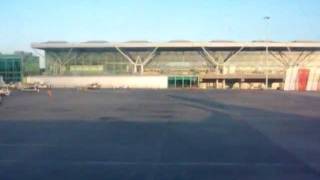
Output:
(33, 82), (51, 89)
(0, 76), (5, 87)
(0, 87), (10, 96)
(0, 76), (10, 96)
(87, 83), (101, 90)
(20, 84), (40, 93)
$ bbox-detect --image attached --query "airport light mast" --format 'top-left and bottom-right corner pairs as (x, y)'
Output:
(264, 16), (271, 89)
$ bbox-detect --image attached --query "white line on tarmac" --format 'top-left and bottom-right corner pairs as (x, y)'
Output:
(0, 160), (314, 168)
(0, 144), (57, 147)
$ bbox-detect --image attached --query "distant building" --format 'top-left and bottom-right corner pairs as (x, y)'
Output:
(14, 51), (41, 76)
(0, 52), (40, 83)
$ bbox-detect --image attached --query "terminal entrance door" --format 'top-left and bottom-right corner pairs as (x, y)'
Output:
(168, 76), (198, 88)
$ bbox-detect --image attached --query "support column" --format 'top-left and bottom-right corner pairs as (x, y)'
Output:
(265, 44), (269, 89)
(269, 51), (289, 68)
(182, 77), (184, 88)
(216, 79), (219, 89)
(142, 47), (159, 66)
(201, 47), (219, 71)
(133, 64), (137, 73)
(297, 51), (316, 66)
(140, 65), (144, 75)
(219, 46), (244, 75)
(115, 46), (137, 74)
(174, 76), (177, 88)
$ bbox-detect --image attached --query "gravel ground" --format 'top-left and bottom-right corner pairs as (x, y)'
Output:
(0, 89), (320, 180)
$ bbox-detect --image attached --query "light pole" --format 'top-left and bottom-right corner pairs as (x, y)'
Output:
(264, 16), (270, 89)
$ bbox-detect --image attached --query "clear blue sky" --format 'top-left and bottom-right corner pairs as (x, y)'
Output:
(1, 0), (320, 53)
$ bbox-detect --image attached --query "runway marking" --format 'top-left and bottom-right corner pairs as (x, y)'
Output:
(0, 160), (315, 168)
(0, 144), (57, 147)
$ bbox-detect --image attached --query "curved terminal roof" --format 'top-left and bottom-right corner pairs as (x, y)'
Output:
(32, 41), (320, 49)
(85, 41), (109, 43)
(168, 40), (193, 43)
(125, 40), (151, 43)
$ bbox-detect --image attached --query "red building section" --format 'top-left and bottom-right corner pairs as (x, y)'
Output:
(297, 69), (310, 91)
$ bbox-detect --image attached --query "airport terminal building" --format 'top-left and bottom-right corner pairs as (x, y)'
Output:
(30, 41), (320, 90)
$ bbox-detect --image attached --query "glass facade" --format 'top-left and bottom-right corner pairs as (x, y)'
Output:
(0, 53), (40, 83)
(45, 49), (132, 75)
(44, 48), (216, 75)
(42, 48), (320, 77)
(22, 54), (40, 76)
(0, 55), (22, 83)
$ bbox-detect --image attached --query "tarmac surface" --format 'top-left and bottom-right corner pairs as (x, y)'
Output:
(0, 89), (320, 180)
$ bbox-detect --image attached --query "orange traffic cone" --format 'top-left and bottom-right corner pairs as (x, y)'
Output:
(47, 89), (52, 97)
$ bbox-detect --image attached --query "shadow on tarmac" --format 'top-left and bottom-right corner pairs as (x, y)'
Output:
(0, 91), (319, 180)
